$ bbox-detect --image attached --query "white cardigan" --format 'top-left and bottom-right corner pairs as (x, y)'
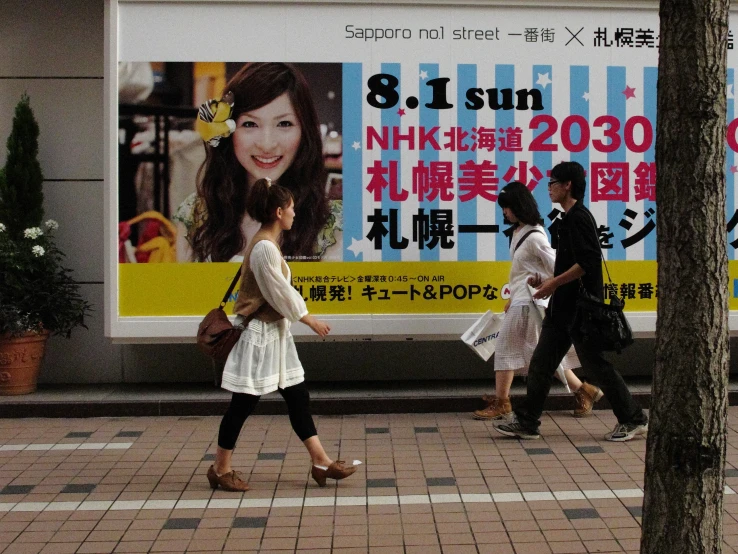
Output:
(220, 241), (309, 395)
(508, 224), (556, 308)
(250, 241), (308, 323)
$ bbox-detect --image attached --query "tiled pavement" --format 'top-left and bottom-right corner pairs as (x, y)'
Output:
(2, 409), (738, 553)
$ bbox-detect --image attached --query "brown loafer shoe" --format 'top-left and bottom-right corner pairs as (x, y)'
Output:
(311, 460), (357, 487)
(207, 465), (249, 492)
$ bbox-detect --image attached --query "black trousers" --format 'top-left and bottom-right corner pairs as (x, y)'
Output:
(218, 382), (317, 450)
(515, 314), (648, 432)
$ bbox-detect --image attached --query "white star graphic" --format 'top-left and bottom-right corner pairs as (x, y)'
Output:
(347, 237), (372, 260)
(729, 84), (735, 100)
(582, 91), (590, 102)
(536, 72), (552, 89)
(419, 70), (428, 80)
(352, 141), (361, 151)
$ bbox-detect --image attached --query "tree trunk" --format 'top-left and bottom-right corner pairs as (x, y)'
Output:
(641, 1), (730, 553)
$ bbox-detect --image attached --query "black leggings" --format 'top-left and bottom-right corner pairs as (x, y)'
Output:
(217, 382), (317, 450)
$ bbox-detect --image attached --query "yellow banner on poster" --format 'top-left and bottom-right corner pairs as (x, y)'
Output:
(119, 261), (670, 317)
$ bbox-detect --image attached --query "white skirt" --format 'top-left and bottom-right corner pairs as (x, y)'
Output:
(221, 317), (305, 396)
(494, 304), (580, 374)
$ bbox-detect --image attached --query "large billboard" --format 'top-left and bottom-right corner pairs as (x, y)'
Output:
(105, 0), (738, 339)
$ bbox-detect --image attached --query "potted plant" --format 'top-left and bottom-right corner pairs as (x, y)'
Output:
(0, 94), (91, 394)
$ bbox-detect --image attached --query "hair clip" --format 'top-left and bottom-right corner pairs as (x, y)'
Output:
(265, 178), (272, 187)
(196, 91), (236, 147)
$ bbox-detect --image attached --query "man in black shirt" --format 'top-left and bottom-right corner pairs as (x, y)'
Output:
(494, 162), (648, 442)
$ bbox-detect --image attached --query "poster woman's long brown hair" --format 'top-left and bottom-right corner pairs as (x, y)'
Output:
(192, 62), (329, 262)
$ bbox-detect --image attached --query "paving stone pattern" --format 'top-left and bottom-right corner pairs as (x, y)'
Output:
(1, 410), (738, 553)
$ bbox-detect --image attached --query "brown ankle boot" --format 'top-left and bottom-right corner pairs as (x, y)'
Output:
(573, 382), (604, 418)
(473, 397), (512, 420)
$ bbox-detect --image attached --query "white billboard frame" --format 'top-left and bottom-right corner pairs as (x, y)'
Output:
(104, 0), (738, 342)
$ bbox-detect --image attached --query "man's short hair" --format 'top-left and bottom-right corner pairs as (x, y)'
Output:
(550, 161), (586, 201)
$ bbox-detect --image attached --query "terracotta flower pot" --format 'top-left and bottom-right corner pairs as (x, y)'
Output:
(0, 331), (50, 395)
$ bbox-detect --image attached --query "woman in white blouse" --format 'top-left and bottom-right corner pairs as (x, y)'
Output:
(207, 178), (357, 492)
(473, 182), (603, 421)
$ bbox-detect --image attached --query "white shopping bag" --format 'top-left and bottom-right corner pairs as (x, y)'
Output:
(461, 310), (503, 361)
(527, 284), (571, 392)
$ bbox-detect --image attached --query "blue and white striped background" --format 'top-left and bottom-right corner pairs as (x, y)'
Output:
(343, 62), (736, 263)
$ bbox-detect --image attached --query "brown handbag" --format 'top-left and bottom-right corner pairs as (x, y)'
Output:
(196, 267), (243, 363)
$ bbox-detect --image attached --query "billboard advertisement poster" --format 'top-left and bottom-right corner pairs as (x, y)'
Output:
(109, 1), (738, 338)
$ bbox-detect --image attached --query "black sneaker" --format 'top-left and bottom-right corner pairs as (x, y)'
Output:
(604, 422), (648, 442)
(494, 417), (540, 440)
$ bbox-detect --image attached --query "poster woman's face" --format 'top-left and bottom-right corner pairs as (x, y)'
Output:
(233, 92), (302, 187)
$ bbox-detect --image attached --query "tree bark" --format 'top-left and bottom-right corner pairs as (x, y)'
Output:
(641, 1), (730, 553)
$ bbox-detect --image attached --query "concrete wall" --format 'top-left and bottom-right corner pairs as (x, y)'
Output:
(1, 0), (121, 383)
(1, 0), (727, 385)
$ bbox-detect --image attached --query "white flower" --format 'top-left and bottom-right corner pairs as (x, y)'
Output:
(31, 245), (45, 257)
(44, 219), (59, 231)
(0, 223), (5, 232)
(23, 227), (43, 239)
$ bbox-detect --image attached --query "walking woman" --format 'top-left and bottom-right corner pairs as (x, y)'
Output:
(473, 181), (603, 421)
(207, 177), (357, 491)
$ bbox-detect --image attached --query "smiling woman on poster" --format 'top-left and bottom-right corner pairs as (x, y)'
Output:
(173, 62), (342, 262)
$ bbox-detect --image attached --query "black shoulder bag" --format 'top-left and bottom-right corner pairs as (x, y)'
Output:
(569, 211), (634, 353)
